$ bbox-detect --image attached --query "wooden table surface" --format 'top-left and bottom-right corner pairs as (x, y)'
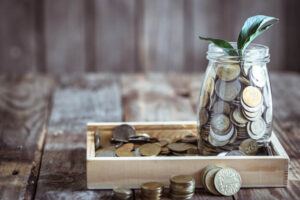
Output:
(0, 73), (299, 200)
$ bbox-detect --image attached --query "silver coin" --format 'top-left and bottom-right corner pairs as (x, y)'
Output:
(113, 124), (136, 142)
(264, 108), (272, 124)
(96, 150), (116, 157)
(250, 65), (266, 88)
(241, 96), (263, 113)
(215, 79), (241, 102)
(211, 114), (231, 134)
(247, 118), (266, 140)
(233, 108), (248, 125)
(210, 124), (234, 142)
(94, 130), (101, 150)
(225, 150), (245, 156)
(212, 100), (231, 115)
(229, 127), (237, 144)
(129, 133), (150, 139)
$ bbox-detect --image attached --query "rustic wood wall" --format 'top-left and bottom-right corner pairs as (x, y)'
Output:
(0, 0), (299, 74)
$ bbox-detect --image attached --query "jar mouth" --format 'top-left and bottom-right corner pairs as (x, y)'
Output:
(207, 42), (270, 63)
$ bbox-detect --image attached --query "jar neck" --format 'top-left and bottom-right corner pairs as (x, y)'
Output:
(207, 43), (270, 64)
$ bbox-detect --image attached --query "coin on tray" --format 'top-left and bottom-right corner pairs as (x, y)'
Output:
(113, 124), (136, 142)
(214, 168), (242, 196)
(167, 143), (195, 153)
(216, 64), (241, 82)
(250, 65), (266, 88)
(239, 138), (259, 155)
(139, 143), (161, 156)
(181, 134), (198, 143)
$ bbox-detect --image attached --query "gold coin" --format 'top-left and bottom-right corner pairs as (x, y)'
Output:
(204, 167), (221, 195)
(203, 76), (215, 97)
(170, 175), (194, 185)
(199, 91), (210, 108)
(141, 182), (164, 191)
(200, 165), (218, 187)
(116, 150), (136, 157)
(239, 138), (259, 155)
(181, 134), (198, 143)
(168, 143), (196, 153)
(139, 143), (161, 156)
(118, 143), (134, 151)
(95, 146), (116, 156)
(242, 86), (262, 107)
(217, 64), (240, 81)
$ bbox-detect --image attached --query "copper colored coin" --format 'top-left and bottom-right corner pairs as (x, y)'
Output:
(242, 86), (262, 107)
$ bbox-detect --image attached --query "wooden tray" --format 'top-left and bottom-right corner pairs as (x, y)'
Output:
(86, 121), (289, 189)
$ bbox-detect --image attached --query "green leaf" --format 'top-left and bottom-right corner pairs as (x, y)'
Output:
(199, 36), (238, 56)
(237, 15), (279, 55)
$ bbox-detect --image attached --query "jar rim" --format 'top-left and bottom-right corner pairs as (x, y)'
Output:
(207, 42), (270, 63)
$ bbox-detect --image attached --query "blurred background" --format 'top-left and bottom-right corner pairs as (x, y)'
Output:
(0, 0), (299, 75)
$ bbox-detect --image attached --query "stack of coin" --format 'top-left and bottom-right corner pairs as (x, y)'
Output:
(200, 165), (242, 196)
(241, 86), (264, 122)
(113, 187), (132, 200)
(169, 175), (195, 199)
(141, 182), (164, 200)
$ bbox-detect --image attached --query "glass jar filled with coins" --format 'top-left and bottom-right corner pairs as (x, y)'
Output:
(197, 43), (273, 155)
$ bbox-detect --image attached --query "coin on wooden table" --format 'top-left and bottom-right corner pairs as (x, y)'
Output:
(242, 86), (262, 108)
(225, 150), (245, 156)
(214, 168), (242, 196)
(250, 65), (266, 88)
(215, 79), (241, 102)
(141, 182), (164, 200)
(139, 143), (161, 156)
(113, 124), (136, 142)
(170, 175), (195, 185)
(212, 100), (231, 115)
(200, 165), (218, 186)
(199, 91), (210, 108)
(247, 118), (266, 140)
(198, 108), (209, 127)
(204, 167), (222, 195)
(168, 143), (195, 153)
(216, 64), (241, 81)
(113, 187), (132, 200)
(239, 138), (259, 155)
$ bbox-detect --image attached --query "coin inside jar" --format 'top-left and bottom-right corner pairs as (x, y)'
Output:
(198, 108), (209, 127)
(216, 64), (241, 81)
(250, 65), (266, 88)
(215, 79), (241, 102)
(212, 100), (231, 115)
(239, 138), (259, 155)
(211, 114), (231, 134)
(242, 86), (262, 108)
(199, 91), (210, 108)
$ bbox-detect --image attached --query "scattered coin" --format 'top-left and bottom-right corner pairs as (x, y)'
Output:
(113, 124), (136, 142)
(139, 143), (161, 156)
(214, 168), (242, 196)
(181, 134), (198, 143)
(167, 143), (195, 153)
(94, 129), (101, 150)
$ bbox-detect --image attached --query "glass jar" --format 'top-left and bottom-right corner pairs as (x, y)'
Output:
(197, 43), (272, 155)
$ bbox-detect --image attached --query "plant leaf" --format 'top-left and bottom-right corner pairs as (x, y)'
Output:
(237, 15), (279, 55)
(199, 36), (238, 56)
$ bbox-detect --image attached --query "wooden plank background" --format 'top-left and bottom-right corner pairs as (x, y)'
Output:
(0, 0), (299, 74)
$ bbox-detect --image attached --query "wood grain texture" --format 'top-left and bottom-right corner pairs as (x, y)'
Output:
(0, 75), (54, 200)
(94, 0), (137, 72)
(35, 74), (122, 199)
(139, 0), (185, 72)
(0, 0), (37, 74)
(43, 0), (86, 74)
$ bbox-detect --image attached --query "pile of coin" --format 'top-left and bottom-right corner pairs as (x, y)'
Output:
(141, 182), (164, 200)
(200, 165), (242, 196)
(169, 175), (195, 199)
(198, 62), (272, 155)
(113, 187), (132, 200)
(95, 123), (200, 157)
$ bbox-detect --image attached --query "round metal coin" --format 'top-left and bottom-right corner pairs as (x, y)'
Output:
(217, 64), (241, 81)
(239, 138), (259, 155)
(214, 168), (242, 196)
(113, 124), (136, 142)
(139, 143), (161, 156)
(242, 86), (262, 108)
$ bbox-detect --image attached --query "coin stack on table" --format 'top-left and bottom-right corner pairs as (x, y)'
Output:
(198, 63), (272, 155)
(169, 175), (195, 199)
(113, 187), (132, 200)
(141, 182), (164, 200)
(200, 165), (242, 196)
